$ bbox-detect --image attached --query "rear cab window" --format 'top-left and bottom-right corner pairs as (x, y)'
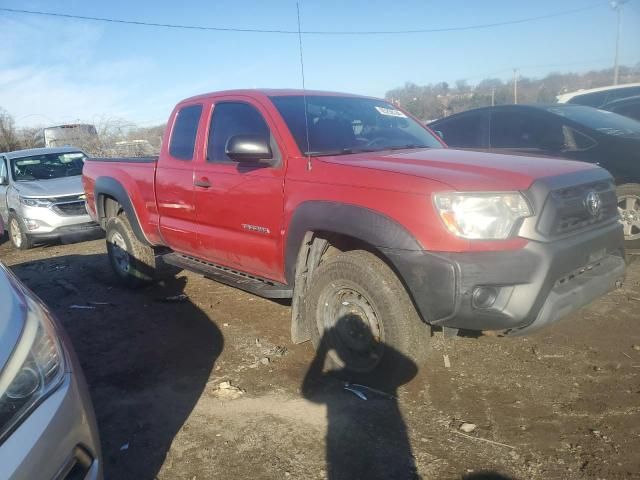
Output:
(169, 104), (203, 160)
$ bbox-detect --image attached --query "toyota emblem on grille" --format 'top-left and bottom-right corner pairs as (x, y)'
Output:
(584, 190), (601, 217)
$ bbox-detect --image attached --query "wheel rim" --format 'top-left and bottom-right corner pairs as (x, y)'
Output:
(10, 219), (22, 248)
(319, 285), (384, 372)
(618, 195), (640, 241)
(109, 231), (130, 274)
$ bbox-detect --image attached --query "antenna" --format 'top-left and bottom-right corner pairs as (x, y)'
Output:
(296, 2), (312, 171)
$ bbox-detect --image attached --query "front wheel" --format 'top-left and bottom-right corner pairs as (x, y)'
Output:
(106, 213), (156, 288)
(617, 183), (640, 250)
(305, 250), (431, 382)
(8, 214), (33, 250)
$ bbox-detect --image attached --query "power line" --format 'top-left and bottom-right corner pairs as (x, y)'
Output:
(0, 3), (607, 36)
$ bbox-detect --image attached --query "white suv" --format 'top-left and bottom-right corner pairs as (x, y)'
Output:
(0, 147), (101, 250)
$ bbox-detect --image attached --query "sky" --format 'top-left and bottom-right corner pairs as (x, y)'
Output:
(0, 0), (638, 127)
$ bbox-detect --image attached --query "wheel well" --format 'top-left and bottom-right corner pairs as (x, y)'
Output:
(289, 231), (405, 344)
(315, 232), (381, 258)
(101, 195), (123, 222)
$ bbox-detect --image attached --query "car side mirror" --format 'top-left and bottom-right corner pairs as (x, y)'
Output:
(225, 135), (273, 163)
(434, 130), (444, 140)
(0, 175), (7, 186)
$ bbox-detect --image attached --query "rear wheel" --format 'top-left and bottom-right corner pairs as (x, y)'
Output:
(8, 214), (32, 250)
(106, 213), (156, 287)
(305, 250), (430, 382)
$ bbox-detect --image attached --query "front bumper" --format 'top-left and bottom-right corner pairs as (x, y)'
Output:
(18, 202), (98, 237)
(28, 222), (103, 240)
(387, 220), (625, 335)
(0, 371), (102, 480)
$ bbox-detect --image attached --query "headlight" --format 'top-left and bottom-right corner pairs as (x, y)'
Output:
(19, 197), (51, 208)
(0, 297), (66, 442)
(434, 192), (532, 240)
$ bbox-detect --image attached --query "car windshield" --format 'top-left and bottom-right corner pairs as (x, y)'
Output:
(11, 152), (86, 181)
(546, 105), (640, 139)
(270, 95), (442, 156)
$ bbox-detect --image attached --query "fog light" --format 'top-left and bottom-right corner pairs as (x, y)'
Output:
(23, 219), (40, 231)
(472, 286), (498, 309)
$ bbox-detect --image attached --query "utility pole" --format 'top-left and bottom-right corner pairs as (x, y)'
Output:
(491, 88), (495, 106)
(611, 0), (629, 85)
(513, 68), (519, 104)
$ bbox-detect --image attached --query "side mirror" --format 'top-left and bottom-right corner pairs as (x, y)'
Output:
(434, 130), (444, 140)
(225, 135), (273, 163)
(0, 176), (7, 186)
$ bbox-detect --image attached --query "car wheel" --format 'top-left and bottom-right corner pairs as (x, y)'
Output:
(8, 214), (33, 250)
(106, 213), (156, 288)
(305, 250), (430, 382)
(617, 183), (640, 251)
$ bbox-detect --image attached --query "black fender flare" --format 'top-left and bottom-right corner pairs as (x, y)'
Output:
(94, 176), (150, 245)
(284, 201), (422, 284)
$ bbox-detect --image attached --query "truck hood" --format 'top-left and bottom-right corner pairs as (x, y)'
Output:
(13, 175), (85, 198)
(0, 264), (26, 371)
(321, 148), (600, 191)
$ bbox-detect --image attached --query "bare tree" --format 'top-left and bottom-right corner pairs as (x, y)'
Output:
(0, 109), (21, 152)
(386, 64), (640, 120)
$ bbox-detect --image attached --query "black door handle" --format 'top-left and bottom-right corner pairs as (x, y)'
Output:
(194, 178), (211, 188)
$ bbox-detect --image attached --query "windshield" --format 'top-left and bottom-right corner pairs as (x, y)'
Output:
(11, 152), (86, 181)
(546, 105), (640, 139)
(270, 95), (442, 156)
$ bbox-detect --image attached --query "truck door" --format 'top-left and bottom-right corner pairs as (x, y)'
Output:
(193, 97), (286, 281)
(155, 103), (203, 256)
(0, 157), (9, 225)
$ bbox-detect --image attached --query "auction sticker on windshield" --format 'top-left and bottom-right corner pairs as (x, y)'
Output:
(375, 106), (407, 118)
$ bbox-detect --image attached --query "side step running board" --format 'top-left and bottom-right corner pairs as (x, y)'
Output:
(162, 253), (293, 299)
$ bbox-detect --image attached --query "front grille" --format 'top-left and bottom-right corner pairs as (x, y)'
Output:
(52, 200), (87, 217)
(538, 180), (618, 237)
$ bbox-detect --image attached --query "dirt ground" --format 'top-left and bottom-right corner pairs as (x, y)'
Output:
(1, 234), (639, 480)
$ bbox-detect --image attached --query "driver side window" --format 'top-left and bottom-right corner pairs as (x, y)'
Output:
(207, 102), (273, 163)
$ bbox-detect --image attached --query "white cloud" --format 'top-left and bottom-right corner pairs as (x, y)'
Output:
(0, 15), (157, 127)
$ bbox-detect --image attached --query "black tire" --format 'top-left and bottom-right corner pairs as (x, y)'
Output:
(616, 183), (640, 252)
(106, 213), (156, 288)
(8, 214), (33, 250)
(305, 250), (431, 382)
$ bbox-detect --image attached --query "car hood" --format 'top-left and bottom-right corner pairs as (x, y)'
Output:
(14, 175), (84, 198)
(320, 148), (600, 191)
(0, 264), (27, 371)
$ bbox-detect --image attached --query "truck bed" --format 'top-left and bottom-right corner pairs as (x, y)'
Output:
(82, 156), (162, 245)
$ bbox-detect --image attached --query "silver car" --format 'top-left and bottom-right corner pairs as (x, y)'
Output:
(0, 147), (102, 250)
(0, 263), (102, 479)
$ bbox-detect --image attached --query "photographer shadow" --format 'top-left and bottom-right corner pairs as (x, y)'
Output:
(302, 317), (419, 480)
(10, 253), (224, 479)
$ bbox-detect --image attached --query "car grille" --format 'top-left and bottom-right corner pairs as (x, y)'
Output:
(51, 195), (88, 217)
(537, 180), (618, 237)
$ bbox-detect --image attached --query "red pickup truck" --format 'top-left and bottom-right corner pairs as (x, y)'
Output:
(83, 89), (625, 373)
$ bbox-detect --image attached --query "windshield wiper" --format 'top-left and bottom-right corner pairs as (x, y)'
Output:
(306, 148), (357, 157)
(387, 144), (431, 150)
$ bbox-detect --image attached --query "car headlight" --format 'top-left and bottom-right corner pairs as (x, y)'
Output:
(0, 297), (66, 443)
(434, 192), (532, 240)
(19, 197), (51, 208)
